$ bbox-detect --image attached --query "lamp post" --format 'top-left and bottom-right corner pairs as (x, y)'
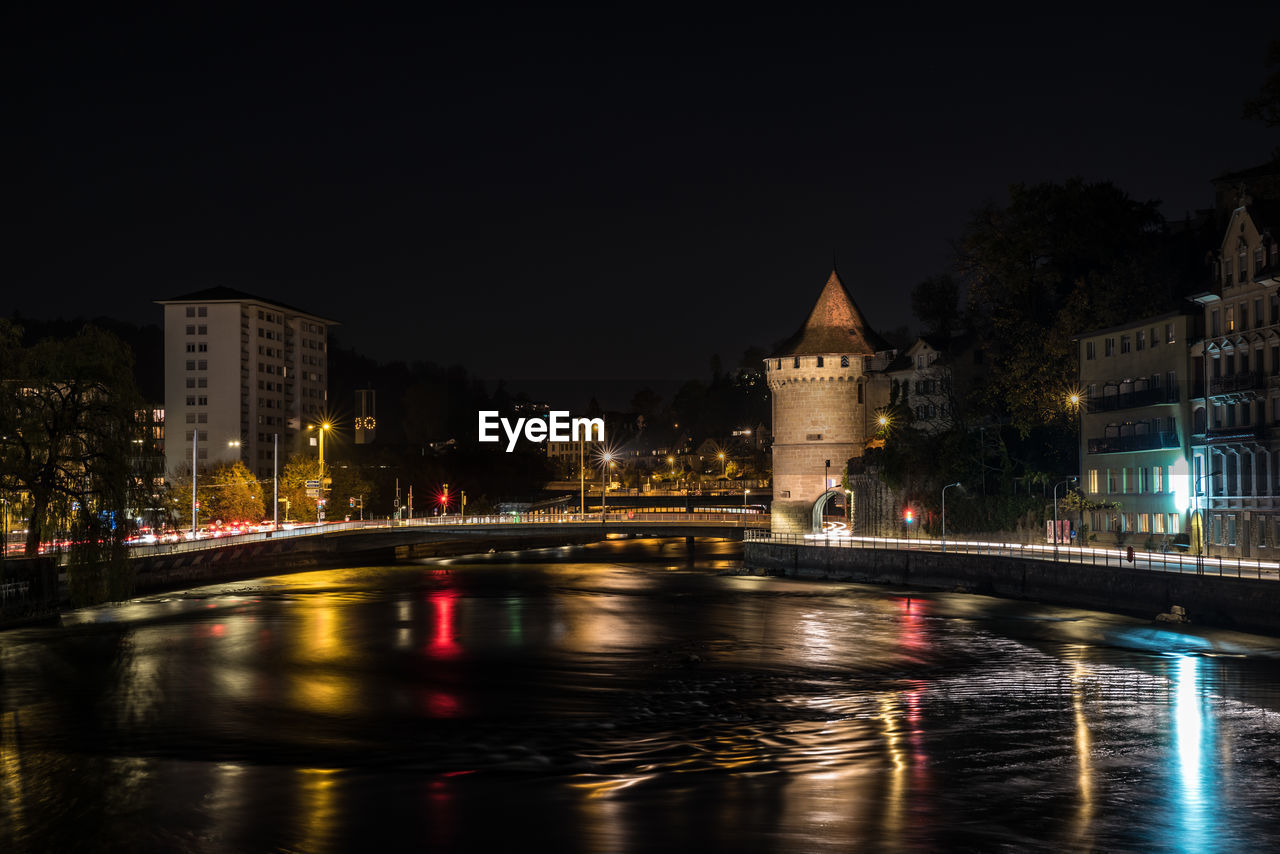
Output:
(600, 451), (614, 522)
(1053, 477), (1078, 561)
(942, 482), (962, 552)
(191, 429), (198, 540)
(308, 422), (331, 521)
(1193, 471), (1216, 574)
(273, 433), (279, 531)
(718, 452), (726, 480)
(744, 488), (750, 512)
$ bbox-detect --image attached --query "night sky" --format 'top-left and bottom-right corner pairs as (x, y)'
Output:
(11, 7), (1280, 405)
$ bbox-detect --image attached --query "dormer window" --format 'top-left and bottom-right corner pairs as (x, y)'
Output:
(841, 356), (849, 368)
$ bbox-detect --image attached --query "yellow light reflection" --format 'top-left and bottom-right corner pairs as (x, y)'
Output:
(293, 767), (339, 853)
(1070, 658), (1094, 849)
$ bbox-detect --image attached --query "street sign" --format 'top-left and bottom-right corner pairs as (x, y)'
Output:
(306, 489), (320, 498)
(305, 480), (320, 489)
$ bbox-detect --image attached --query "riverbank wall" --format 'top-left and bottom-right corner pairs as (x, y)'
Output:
(744, 540), (1280, 637)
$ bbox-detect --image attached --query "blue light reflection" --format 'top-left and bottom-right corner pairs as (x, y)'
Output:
(1172, 654), (1218, 853)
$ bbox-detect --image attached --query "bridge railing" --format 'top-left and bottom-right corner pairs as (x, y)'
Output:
(743, 529), (1280, 581)
(126, 512), (769, 557)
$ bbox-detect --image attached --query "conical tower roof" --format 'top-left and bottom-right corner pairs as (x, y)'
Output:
(773, 269), (889, 357)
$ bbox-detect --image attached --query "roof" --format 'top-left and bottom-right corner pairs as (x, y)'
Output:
(155, 286), (338, 324)
(772, 269), (890, 357)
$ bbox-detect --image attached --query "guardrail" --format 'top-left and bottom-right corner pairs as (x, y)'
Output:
(124, 512), (769, 557)
(744, 529), (1280, 581)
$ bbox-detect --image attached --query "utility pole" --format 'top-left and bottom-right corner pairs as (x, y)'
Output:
(272, 433), (279, 531)
(408, 486), (413, 520)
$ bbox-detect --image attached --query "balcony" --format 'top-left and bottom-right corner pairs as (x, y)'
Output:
(1087, 431), (1180, 454)
(1206, 425), (1266, 445)
(1088, 387), (1181, 412)
(1209, 371), (1263, 401)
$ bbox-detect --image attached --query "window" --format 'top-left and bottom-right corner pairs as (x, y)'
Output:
(1139, 467), (1148, 493)
(185, 325), (195, 335)
(1226, 306), (1236, 332)
(186, 395), (195, 405)
(186, 413), (195, 423)
(1136, 330), (1146, 350)
(197, 413), (207, 423)
(1256, 298), (1264, 329)
(1239, 250), (1248, 283)
(1088, 469), (1099, 493)
(197, 325), (207, 335)
(1225, 259), (1233, 285)
(1105, 337), (1115, 356)
(1151, 327), (1159, 347)
(197, 360), (207, 370)
(185, 343), (195, 353)
(1107, 469), (1117, 493)
(197, 343), (207, 352)
(185, 378), (195, 389)
(1120, 335), (1131, 354)
(197, 377), (207, 388)
(197, 396), (207, 406)
(185, 307), (195, 317)
(857, 383), (863, 403)
(840, 356), (849, 367)
(816, 356), (824, 367)
(198, 306), (207, 317)
(1166, 323), (1175, 343)
(1086, 341), (1096, 359)
(1242, 304), (1249, 330)
(185, 359), (195, 371)
(1153, 466), (1164, 493)
(1212, 310), (1221, 335)
(793, 357), (800, 368)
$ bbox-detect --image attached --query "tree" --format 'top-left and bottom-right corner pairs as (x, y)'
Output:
(1243, 39), (1280, 129)
(0, 321), (145, 558)
(205, 461), (265, 523)
(910, 274), (961, 339)
(959, 179), (1173, 436)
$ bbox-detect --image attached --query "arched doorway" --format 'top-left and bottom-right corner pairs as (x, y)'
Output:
(811, 488), (849, 534)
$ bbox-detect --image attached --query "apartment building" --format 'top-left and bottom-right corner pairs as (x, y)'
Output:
(156, 287), (336, 481)
(1077, 309), (1200, 546)
(1191, 198), (1280, 556)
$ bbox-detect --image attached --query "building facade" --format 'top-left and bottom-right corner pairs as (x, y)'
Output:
(1192, 198), (1280, 556)
(157, 287), (336, 481)
(765, 270), (893, 534)
(1077, 310), (1200, 547)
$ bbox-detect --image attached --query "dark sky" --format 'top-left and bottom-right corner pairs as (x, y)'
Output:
(11, 6), (1280, 405)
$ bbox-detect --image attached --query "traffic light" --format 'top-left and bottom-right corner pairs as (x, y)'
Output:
(903, 507), (915, 524)
(349, 497), (355, 508)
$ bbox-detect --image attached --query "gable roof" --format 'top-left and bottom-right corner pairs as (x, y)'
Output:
(772, 269), (889, 357)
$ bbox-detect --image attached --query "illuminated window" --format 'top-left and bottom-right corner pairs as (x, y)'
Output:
(1226, 307), (1235, 332)
(1088, 469), (1099, 493)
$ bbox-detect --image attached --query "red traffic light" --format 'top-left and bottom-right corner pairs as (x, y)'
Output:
(903, 508), (915, 523)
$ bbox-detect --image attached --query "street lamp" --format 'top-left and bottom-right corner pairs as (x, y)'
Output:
(942, 482), (962, 552)
(1053, 477), (1078, 560)
(718, 451), (726, 480)
(600, 451), (614, 522)
(308, 422), (332, 522)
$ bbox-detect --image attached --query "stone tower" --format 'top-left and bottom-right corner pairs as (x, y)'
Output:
(765, 270), (892, 534)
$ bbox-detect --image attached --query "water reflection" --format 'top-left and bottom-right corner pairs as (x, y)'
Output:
(1172, 655), (1217, 852)
(1, 546), (1280, 851)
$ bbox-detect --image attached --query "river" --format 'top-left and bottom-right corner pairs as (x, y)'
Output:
(3, 537), (1280, 852)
